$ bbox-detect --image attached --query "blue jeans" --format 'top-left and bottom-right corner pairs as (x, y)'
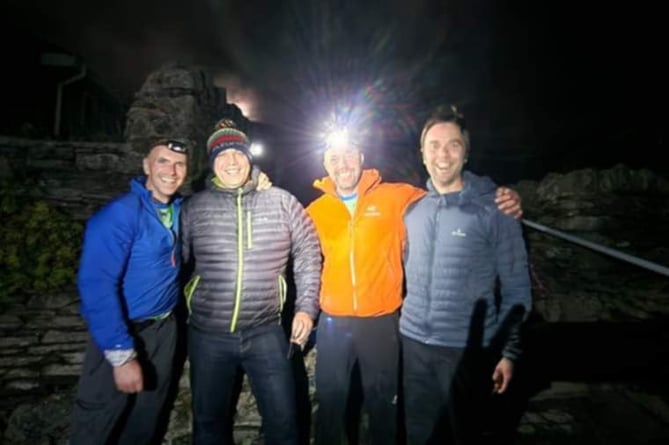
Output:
(189, 322), (297, 445)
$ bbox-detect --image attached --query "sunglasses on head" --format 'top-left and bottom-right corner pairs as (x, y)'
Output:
(155, 139), (188, 154)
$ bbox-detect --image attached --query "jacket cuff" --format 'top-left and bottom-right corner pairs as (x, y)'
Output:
(104, 348), (137, 367)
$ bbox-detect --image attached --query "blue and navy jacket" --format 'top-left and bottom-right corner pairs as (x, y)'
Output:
(399, 171), (531, 360)
(77, 177), (183, 351)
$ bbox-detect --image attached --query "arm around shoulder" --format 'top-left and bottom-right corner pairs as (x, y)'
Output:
(284, 191), (322, 320)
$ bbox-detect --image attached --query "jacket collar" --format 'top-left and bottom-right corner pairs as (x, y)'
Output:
(425, 171), (496, 205)
(205, 165), (260, 195)
(130, 176), (183, 206)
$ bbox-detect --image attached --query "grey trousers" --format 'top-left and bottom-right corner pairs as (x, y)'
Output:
(70, 314), (177, 445)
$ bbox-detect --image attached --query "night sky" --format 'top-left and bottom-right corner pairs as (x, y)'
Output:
(1, 0), (666, 186)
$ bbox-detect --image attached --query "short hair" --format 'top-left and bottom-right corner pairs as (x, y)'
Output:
(419, 105), (470, 150)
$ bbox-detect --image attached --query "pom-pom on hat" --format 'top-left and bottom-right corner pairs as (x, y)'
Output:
(206, 119), (252, 167)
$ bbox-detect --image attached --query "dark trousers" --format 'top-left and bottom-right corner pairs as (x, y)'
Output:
(402, 336), (495, 445)
(315, 312), (399, 445)
(188, 322), (297, 445)
(70, 314), (177, 445)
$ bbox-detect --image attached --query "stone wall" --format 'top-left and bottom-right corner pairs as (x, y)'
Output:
(0, 136), (142, 220)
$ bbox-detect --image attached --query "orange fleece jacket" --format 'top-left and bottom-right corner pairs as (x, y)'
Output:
(307, 169), (425, 316)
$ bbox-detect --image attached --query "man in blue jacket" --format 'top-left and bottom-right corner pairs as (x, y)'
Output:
(400, 106), (532, 444)
(70, 139), (188, 444)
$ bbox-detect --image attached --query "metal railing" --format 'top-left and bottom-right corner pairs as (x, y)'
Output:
(522, 219), (669, 278)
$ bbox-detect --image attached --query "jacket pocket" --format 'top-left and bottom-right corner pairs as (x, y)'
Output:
(184, 275), (201, 315)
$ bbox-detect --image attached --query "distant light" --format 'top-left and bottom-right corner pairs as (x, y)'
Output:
(250, 142), (264, 157)
(325, 128), (350, 149)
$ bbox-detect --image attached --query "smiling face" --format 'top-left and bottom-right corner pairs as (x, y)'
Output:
(143, 145), (188, 203)
(421, 122), (468, 194)
(323, 145), (364, 196)
(213, 149), (252, 189)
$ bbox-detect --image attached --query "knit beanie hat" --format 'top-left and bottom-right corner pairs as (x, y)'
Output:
(206, 119), (252, 167)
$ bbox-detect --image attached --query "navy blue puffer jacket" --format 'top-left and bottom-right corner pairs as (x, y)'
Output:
(399, 171), (531, 360)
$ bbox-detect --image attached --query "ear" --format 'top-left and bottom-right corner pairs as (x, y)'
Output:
(142, 157), (150, 175)
(360, 152), (365, 165)
(420, 146), (428, 165)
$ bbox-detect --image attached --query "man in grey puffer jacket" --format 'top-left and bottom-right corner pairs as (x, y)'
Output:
(400, 106), (532, 445)
(181, 120), (321, 445)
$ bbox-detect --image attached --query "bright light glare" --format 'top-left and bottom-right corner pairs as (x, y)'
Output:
(250, 143), (264, 157)
(325, 128), (350, 149)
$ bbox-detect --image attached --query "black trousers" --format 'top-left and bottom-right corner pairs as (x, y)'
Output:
(315, 312), (399, 445)
(402, 336), (496, 445)
(70, 314), (177, 445)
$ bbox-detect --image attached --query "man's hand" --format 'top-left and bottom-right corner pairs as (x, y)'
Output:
(257, 171), (273, 191)
(492, 357), (514, 394)
(290, 311), (313, 346)
(113, 359), (143, 393)
(495, 187), (522, 219)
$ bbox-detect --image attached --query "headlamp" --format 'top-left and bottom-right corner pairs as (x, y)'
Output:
(154, 139), (188, 154)
(250, 142), (264, 157)
(325, 128), (351, 149)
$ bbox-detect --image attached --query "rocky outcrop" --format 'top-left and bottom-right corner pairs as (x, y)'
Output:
(125, 64), (247, 193)
(514, 164), (669, 322)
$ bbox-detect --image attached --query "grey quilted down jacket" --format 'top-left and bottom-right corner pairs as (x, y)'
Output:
(181, 176), (321, 333)
(399, 171), (531, 360)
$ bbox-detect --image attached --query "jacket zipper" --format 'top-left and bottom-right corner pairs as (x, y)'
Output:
(425, 197), (441, 338)
(230, 190), (244, 332)
(349, 219), (358, 313)
(152, 203), (177, 267)
(247, 210), (253, 249)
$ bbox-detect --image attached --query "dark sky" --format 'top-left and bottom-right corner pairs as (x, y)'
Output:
(1, 0), (666, 184)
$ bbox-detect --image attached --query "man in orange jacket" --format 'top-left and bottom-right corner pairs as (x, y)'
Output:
(306, 134), (521, 445)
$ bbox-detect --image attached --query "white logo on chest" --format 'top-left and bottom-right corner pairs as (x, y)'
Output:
(451, 228), (467, 237)
(363, 205), (381, 217)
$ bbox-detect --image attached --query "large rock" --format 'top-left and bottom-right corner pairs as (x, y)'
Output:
(515, 164), (669, 322)
(125, 64), (248, 193)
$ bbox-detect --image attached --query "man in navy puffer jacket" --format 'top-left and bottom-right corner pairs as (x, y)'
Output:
(400, 106), (532, 444)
